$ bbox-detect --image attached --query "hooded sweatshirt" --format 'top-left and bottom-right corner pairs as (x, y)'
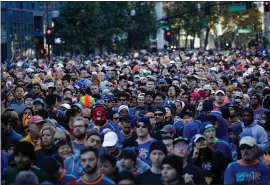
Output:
(241, 121), (268, 161)
(183, 122), (200, 142)
(210, 110), (230, 142)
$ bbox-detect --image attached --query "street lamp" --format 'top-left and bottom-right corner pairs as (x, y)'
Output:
(130, 9), (136, 16)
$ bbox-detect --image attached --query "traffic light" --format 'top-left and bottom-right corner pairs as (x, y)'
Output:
(40, 48), (46, 57)
(46, 28), (55, 45)
(164, 30), (172, 43)
(205, 2), (211, 15)
(264, 1), (269, 12)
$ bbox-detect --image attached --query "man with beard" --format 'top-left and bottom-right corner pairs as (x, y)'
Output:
(76, 147), (115, 185)
(32, 83), (43, 99)
(90, 105), (123, 144)
(173, 137), (206, 184)
(2, 141), (48, 184)
(137, 141), (167, 184)
(224, 136), (270, 184)
(90, 83), (101, 100)
(72, 117), (89, 151)
(144, 91), (156, 112)
(250, 93), (265, 121)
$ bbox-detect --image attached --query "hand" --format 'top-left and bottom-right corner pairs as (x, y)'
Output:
(183, 174), (194, 185)
(192, 148), (199, 159)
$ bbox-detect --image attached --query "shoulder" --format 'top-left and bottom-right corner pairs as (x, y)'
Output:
(226, 161), (239, 170)
(102, 176), (116, 185)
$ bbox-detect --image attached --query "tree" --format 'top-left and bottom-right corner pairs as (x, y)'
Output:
(220, 5), (263, 48)
(58, 2), (156, 54)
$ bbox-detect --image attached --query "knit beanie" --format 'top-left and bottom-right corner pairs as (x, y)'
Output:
(137, 118), (151, 132)
(149, 141), (167, 156)
(14, 141), (35, 164)
(87, 129), (102, 141)
(41, 156), (60, 177)
(162, 155), (183, 173)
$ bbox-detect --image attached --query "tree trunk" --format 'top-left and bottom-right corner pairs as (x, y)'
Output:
(204, 28), (210, 50)
(185, 34), (188, 50)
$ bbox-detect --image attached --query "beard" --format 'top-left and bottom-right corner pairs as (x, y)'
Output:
(74, 132), (86, 140)
(83, 164), (98, 174)
(16, 161), (31, 171)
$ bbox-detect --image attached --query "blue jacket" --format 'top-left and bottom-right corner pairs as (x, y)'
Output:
(210, 111), (230, 142)
(7, 129), (23, 144)
(6, 99), (26, 115)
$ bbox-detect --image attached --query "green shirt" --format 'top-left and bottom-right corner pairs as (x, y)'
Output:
(3, 166), (49, 185)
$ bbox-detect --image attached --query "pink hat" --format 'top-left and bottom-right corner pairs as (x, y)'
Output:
(29, 116), (44, 124)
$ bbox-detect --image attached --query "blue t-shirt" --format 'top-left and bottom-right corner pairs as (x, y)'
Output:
(76, 174), (115, 185)
(136, 138), (156, 165)
(224, 160), (270, 184)
(58, 170), (77, 185)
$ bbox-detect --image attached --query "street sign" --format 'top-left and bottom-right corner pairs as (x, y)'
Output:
(229, 6), (246, 12)
(238, 29), (252, 33)
(160, 25), (169, 30)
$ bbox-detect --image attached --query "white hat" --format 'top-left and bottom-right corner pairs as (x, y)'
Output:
(102, 132), (118, 147)
(215, 90), (225, 95)
(239, 136), (257, 147)
(118, 105), (129, 114)
(47, 82), (55, 88)
(193, 134), (206, 143)
(60, 103), (71, 110)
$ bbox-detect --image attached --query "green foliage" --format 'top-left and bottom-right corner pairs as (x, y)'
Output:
(58, 2), (156, 53)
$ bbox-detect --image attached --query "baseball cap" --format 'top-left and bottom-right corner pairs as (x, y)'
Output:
(29, 116), (44, 124)
(92, 106), (106, 121)
(239, 136), (257, 147)
(173, 137), (189, 145)
(215, 90), (225, 95)
(102, 132), (118, 147)
(203, 85), (212, 91)
(192, 134), (206, 144)
(234, 92), (243, 99)
(72, 103), (83, 111)
(102, 94), (114, 102)
(159, 125), (176, 135)
(60, 103), (71, 110)
(33, 98), (45, 105)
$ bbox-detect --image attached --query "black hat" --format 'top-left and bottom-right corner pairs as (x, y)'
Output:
(202, 100), (214, 112)
(173, 137), (189, 145)
(41, 156), (61, 176)
(154, 106), (166, 114)
(149, 141), (167, 156)
(14, 141), (35, 163)
(116, 170), (137, 184)
(120, 148), (137, 163)
(162, 155), (183, 174)
(137, 117), (151, 131)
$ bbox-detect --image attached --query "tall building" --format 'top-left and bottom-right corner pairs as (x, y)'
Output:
(1, 1), (64, 62)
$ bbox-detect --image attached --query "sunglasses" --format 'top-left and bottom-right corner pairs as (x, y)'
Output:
(106, 84), (113, 87)
(119, 99), (127, 102)
(136, 124), (147, 128)
(240, 145), (253, 150)
(154, 113), (164, 116)
(83, 116), (91, 120)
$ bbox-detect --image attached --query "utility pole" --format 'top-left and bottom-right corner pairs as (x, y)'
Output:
(46, 1), (50, 61)
(155, 2), (164, 51)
